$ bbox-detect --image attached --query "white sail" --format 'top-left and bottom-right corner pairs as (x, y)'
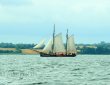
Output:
(42, 39), (53, 53)
(33, 39), (45, 49)
(67, 35), (77, 54)
(53, 33), (66, 53)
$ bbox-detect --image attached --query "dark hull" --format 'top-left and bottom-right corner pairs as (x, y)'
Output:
(40, 53), (76, 57)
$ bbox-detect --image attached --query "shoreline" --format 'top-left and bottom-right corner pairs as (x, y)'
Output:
(0, 48), (39, 55)
(0, 48), (110, 55)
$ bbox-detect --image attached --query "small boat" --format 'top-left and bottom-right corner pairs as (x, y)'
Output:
(39, 25), (77, 57)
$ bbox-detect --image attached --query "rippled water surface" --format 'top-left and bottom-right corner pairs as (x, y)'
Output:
(0, 55), (110, 85)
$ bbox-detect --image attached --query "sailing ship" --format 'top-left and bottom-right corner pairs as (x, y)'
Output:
(40, 25), (77, 57)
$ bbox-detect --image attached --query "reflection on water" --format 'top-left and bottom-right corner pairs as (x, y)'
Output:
(0, 55), (110, 85)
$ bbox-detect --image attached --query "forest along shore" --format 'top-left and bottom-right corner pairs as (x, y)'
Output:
(0, 43), (39, 54)
(0, 48), (39, 55)
(0, 41), (110, 55)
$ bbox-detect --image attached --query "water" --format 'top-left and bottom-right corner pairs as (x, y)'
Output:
(0, 55), (110, 85)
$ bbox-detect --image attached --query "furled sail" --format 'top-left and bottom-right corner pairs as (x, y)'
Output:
(33, 39), (45, 49)
(53, 33), (66, 53)
(42, 39), (53, 53)
(67, 35), (77, 54)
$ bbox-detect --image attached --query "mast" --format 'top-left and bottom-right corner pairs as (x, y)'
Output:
(52, 24), (55, 53)
(66, 29), (68, 55)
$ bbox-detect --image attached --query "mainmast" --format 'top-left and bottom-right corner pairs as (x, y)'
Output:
(66, 29), (68, 55)
(52, 24), (55, 53)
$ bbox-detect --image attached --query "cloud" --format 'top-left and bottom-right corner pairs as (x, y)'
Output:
(0, 0), (110, 43)
(0, 0), (110, 24)
(0, 0), (31, 6)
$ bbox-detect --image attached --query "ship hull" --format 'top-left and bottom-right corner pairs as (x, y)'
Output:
(40, 53), (76, 57)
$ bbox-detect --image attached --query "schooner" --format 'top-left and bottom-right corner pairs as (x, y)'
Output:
(40, 25), (77, 57)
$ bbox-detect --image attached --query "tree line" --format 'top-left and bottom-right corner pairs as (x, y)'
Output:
(0, 43), (35, 49)
(0, 43), (35, 54)
(0, 42), (110, 54)
(77, 41), (110, 54)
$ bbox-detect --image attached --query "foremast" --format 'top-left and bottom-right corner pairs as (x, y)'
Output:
(66, 29), (68, 55)
(52, 24), (55, 53)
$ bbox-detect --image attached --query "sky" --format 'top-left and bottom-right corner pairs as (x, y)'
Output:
(0, 0), (110, 44)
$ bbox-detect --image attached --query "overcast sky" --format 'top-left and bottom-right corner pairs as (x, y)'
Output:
(0, 0), (110, 44)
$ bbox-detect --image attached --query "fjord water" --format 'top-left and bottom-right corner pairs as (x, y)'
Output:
(0, 55), (110, 85)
